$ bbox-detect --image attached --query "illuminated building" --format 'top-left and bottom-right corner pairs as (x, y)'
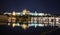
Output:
(3, 9), (60, 29)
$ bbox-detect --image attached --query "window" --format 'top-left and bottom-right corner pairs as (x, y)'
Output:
(51, 19), (54, 22)
(44, 19), (48, 22)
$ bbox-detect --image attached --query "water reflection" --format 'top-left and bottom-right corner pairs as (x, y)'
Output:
(0, 24), (58, 35)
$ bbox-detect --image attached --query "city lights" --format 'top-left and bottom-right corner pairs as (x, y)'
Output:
(11, 23), (45, 29)
(2, 9), (60, 29)
(12, 11), (16, 16)
(21, 24), (28, 30)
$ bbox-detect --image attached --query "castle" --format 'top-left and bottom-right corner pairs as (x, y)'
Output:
(3, 9), (60, 29)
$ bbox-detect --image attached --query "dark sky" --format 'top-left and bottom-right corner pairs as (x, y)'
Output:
(0, 0), (60, 14)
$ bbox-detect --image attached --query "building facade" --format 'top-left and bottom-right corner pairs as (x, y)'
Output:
(4, 9), (60, 28)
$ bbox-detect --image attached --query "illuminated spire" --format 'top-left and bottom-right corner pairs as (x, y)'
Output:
(35, 11), (37, 13)
(35, 11), (38, 16)
(12, 11), (16, 16)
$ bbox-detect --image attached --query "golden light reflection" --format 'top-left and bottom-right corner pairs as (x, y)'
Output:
(22, 24), (28, 30)
(12, 23), (20, 27)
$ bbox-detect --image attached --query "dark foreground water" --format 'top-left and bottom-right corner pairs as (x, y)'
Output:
(0, 25), (60, 35)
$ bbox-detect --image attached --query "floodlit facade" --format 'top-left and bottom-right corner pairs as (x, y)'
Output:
(3, 9), (60, 29)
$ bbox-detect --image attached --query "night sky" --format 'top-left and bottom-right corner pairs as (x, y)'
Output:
(0, 0), (60, 14)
